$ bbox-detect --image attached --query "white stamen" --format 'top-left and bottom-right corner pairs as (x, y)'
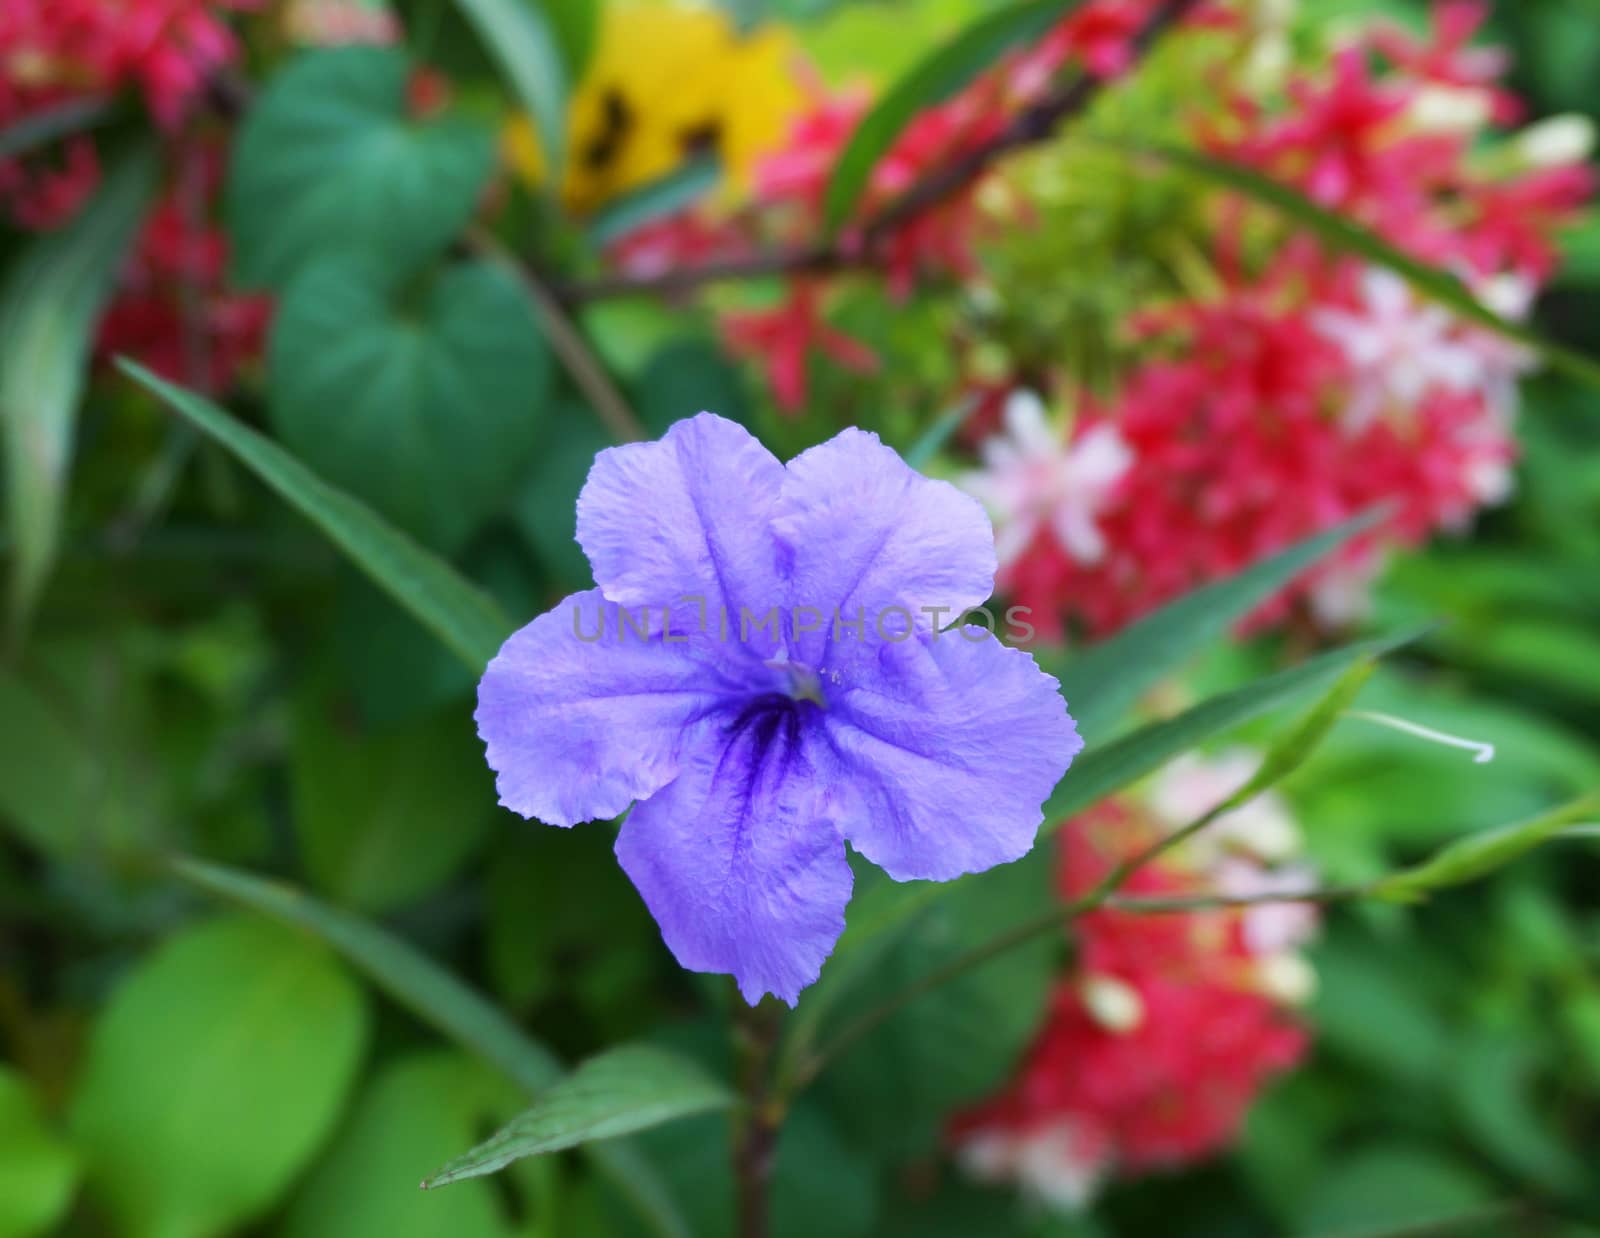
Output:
(1347, 710), (1495, 764)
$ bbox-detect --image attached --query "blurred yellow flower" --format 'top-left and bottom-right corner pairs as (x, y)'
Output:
(503, 1), (805, 214)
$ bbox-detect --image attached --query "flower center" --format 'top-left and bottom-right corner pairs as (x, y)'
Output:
(766, 655), (827, 709)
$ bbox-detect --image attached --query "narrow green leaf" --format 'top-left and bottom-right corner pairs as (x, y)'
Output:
(1042, 628), (1423, 828)
(1053, 509), (1385, 737)
(0, 145), (157, 637)
(423, 1046), (734, 1189)
(821, 0), (1078, 234)
(0, 97), (109, 162)
(171, 858), (692, 1238)
(449, 0), (570, 176)
(1373, 791), (1600, 901)
(1215, 658), (1377, 816)
(117, 360), (512, 671)
(1126, 143), (1600, 390)
(587, 156), (721, 248)
(903, 396), (979, 471)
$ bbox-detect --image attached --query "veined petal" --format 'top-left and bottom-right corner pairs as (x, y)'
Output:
(576, 413), (788, 653)
(616, 704), (852, 1005)
(820, 631), (1079, 882)
(476, 589), (746, 826)
(775, 428), (998, 667)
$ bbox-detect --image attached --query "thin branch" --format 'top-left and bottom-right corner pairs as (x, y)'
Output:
(557, 0), (1204, 304)
(468, 230), (648, 443)
(732, 996), (786, 1238)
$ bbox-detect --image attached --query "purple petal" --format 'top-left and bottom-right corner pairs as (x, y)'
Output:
(774, 428), (998, 667)
(616, 706), (852, 1004)
(576, 413), (787, 653)
(476, 589), (750, 826)
(819, 630), (1080, 882)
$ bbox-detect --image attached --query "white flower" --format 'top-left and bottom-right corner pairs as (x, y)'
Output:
(961, 390), (1133, 568)
(959, 1121), (1111, 1211)
(1147, 749), (1302, 865)
(1512, 114), (1597, 169)
(1407, 84), (1494, 136)
(1079, 973), (1144, 1033)
(1313, 268), (1485, 433)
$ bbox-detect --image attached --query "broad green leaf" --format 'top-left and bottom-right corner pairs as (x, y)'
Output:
(0, 97), (108, 162)
(424, 1046), (734, 1188)
(171, 857), (561, 1093)
(1373, 791), (1600, 901)
(69, 916), (369, 1238)
(1042, 629), (1421, 828)
(284, 1053), (520, 1238)
(545, 0), (601, 79)
(169, 858), (692, 1238)
(822, 0), (1079, 233)
(291, 687), (495, 911)
(229, 48), (494, 290)
(448, 0), (570, 173)
(268, 256), (551, 551)
(1449, 1031), (1585, 1192)
(118, 360), (512, 671)
(0, 1067), (78, 1238)
(588, 157), (721, 248)
(0, 145), (157, 635)
(1126, 143), (1600, 390)
(512, 402), (608, 588)
(1292, 1141), (1495, 1237)
(1052, 510), (1384, 738)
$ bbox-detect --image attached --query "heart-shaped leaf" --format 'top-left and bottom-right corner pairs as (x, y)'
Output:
(229, 48), (494, 290)
(268, 257), (551, 552)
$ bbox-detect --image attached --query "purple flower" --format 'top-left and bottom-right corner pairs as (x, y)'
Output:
(476, 414), (1081, 1004)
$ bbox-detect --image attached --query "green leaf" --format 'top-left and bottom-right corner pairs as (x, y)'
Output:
(615, 1102), (878, 1238)
(69, 916), (369, 1238)
(447, 0), (570, 174)
(1124, 143), (1600, 390)
(544, 0), (600, 79)
(588, 157), (721, 248)
(815, 854), (1057, 1163)
(0, 145), (157, 635)
(171, 857), (561, 1093)
(291, 688), (495, 912)
(1201, 657), (1376, 824)
(169, 858), (693, 1238)
(1373, 791), (1600, 901)
(1042, 629), (1421, 828)
(423, 1046), (734, 1188)
(0, 1067), (79, 1238)
(1292, 1140), (1496, 1237)
(268, 256), (551, 551)
(821, 0), (1078, 233)
(1052, 510), (1384, 738)
(0, 97), (108, 162)
(903, 396), (978, 471)
(117, 360), (512, 671)
(283, 1053), (522, 1238)
(229, 48), (494, 290)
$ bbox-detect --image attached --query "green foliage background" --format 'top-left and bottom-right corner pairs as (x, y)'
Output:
(2, 1), (1600, 1236)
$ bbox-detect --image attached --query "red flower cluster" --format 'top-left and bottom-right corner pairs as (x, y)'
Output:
(968, 2), (1592, 637)
(96, 150), (271, 395)
(1, 0), (254, 228)
(950, 772), (1314, 1209)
